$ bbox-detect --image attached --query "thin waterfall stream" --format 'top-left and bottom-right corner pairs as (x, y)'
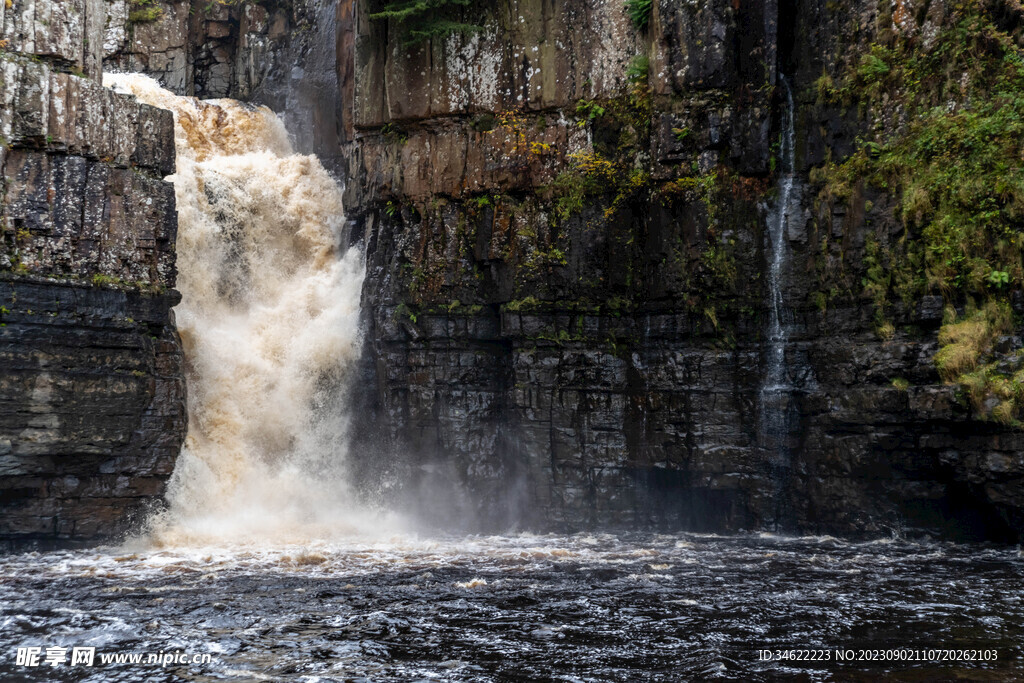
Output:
(759, 75), (800, 525)
(763, 75), (796, 400)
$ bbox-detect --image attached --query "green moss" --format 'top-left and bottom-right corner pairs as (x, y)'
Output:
(815, 4), (1024, 306)
(127, 0), (163, 23)
(504, 296), (543, 312)
(88, 273), (163, 294)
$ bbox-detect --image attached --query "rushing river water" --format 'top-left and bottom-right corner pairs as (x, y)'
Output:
(1, 532), (1022, 681)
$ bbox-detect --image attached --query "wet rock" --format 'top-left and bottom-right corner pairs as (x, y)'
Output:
(336, 0), (1024, 543)
(110, 0), (1024, 543)
(0, 3), (185, 548)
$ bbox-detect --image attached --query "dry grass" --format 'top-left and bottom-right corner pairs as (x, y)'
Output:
(934, 299), (1021, 424)
(934, 300), (1012, 381)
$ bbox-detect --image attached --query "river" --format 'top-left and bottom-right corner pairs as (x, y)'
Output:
(1, 532), (1021, 680)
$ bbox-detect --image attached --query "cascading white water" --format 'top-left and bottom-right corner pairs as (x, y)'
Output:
(758, 76), (798, 472)
(763, 77), (795, 396)
(105, 74), (395, 545)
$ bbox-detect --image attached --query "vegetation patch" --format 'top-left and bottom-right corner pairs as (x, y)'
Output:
(127, 0), (164, 23)
(812, 1), (1024, 421)
(544, 76), (653, 222)
(624, 0), (652, 31)
(934, 299), (1023, 425)
(816, 2), (1024, 302)
(368, 0), (485, 45)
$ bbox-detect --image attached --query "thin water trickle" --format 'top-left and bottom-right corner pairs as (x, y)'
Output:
(761, 75), (796, 415)
(758, 75), (802, 527)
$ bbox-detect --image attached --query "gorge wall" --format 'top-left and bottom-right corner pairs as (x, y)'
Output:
(108, 0), (1024, 541)
(5, 0), (1022, 546)
(0, 0), (185, 548)
(330, 0), (1024, 541)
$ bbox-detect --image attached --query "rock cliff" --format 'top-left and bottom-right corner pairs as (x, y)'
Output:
(0, 0), (185, 548)
(97, 0), (1024, 542)
(339, 0), (1024, 540)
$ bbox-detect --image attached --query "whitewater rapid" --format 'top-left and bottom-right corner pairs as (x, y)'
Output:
(104, 74), (396, 546)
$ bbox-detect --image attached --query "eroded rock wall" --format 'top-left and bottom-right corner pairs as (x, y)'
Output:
(106, 0), (1024, 541)
(340, 0), (1024, 540)
(0, 0), (185, 548)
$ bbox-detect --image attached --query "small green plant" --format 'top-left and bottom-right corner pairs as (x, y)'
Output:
(810, 291), (828, 312)
(624, 0), (652, 30)
(575, 99), (606, 126)
(368, 0), (484, 46)
(891, 377), (911, 392)
(672, 126), (691, 142)
(856, 49), (890, 82)
(988, 270), (1010, 289)
(395, 302), (418, 324)
(127, 0), (164, 24)
(381, 122), (408, 145)
(625, 55), (649, 83)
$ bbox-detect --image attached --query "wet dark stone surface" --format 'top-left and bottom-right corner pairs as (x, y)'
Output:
(0, 278), (185, 549)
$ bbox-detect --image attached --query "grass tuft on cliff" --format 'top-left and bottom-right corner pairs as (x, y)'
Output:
(127, 0), (163, 24)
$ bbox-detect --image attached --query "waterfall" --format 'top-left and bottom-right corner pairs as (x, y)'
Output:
(763, 76), (795, 397)
(758, 75), (799, 523)
(105, 74), (392, 545)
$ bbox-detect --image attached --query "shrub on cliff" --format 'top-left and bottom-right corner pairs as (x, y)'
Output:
(624, 0), (652, 30)
(368, 0), (484, 45)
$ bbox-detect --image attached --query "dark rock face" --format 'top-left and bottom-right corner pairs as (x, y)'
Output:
(0, 0), (186, 548)
(0, 279), (184, 549)
(114, 0), (1024, 542)
(339, 0), (1024, 541)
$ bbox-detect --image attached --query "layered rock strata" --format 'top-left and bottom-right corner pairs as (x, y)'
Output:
(0, 0), (185, 548)
(340, 0), (1024, 540)
(108, 0), (1024, 541)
